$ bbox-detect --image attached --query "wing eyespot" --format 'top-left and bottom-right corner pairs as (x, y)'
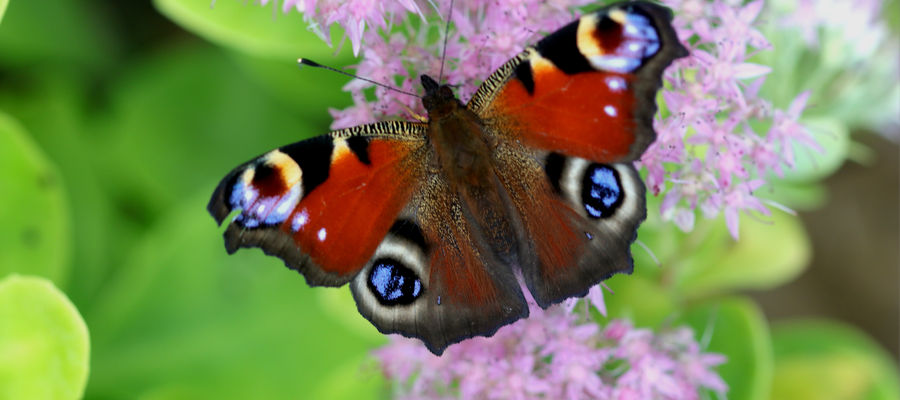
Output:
(227, 150), (305, 229)
(367, 258), (425, 305)
(581, 163), (624, 219)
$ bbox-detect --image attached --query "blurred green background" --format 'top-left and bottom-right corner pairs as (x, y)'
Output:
(0, 1), (897, 399)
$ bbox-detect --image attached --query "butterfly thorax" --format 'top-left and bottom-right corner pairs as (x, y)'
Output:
(420, 75), (496, 190)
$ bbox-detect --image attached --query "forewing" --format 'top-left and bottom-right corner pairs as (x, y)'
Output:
(208, 121), (428, 287)
(469, 1), (687, 163)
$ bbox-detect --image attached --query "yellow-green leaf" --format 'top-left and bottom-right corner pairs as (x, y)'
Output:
(0, 275), (90, 400)
(0, 112), (70, 285)
(680, 297), (773, 400)
(674, 211), (811, 297)
(154, 0), (349, 61)
(0, 0), (8, 24)
(771, 320), (900, 400)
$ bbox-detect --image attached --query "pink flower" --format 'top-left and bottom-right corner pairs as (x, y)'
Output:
(641, 0), (817, 238)
(329, 0), (595, 129)
(376, 299), (728, 399)
(721, 179), (770, 239)
(258, 0), (424, 55)
(779, 0), (885, 51)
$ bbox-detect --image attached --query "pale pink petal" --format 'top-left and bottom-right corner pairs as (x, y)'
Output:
(733, 62), (772, 79)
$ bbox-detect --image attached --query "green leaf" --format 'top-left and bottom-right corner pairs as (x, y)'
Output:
(95, 43), (332, 218)
(228, 51), (351, 114)
(0, 74), (117, 305)
(0, 112), (70, 285)
(0, 0), (117, 70)
(0, 275), (90, 400)
(771, 320), (900, 400)
(0, 0), (8, 24)
(603, 273), (676, 328)
(153, 0), (356, 113)
(85, 191), (384, 399)
(674, 210), (811, 297)
(628, 193), (684, 277)
(757, 180), (827, 211)
(154, 0), (350, 61)
(679, 297), (773, 400)
(315, 288), (386, 342)
(308, 357), (385, 400)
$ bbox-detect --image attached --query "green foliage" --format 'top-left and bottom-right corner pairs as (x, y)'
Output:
(85, 193), (384, 399)
(94, 44), (325, 216)
(0, 73), (123, 306)
(0, 113), (71, 285)
(680, 298), (774, 400)
(0, 275), (90, 400)
(154, 0), (348, 61)
(771, 320), (900, 400)
(606, 207), (794, 400)
(672, 211), (811, 296)
(0, 0), (117, 70)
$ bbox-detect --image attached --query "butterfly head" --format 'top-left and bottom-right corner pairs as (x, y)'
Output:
(420, 74), (461, 118)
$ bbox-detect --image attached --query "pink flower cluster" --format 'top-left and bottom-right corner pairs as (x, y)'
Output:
(258, 0), (425, 55)
(645, 0), (818, 238)
(375, 298), (727, 400)
(779, 0), (886, 49)
(315, 0), (595, 128)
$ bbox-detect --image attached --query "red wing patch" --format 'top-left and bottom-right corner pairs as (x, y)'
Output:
(489, 67), (638, 163)
(285, 139), (421, 278)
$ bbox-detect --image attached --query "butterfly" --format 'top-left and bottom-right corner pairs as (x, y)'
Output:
(208, 1), (687, 355)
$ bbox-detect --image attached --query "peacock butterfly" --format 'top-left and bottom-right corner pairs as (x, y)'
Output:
(208, 1), (687, 355)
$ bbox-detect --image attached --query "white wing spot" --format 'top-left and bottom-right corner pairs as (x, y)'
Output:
(291, 209), (309, 231)
(604, 105), (618, 117)
(606, 76), (627, 91)
(317, 227), (327, 242)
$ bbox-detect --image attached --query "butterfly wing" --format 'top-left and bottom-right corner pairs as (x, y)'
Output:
(208, 122), (429, 286)
(494, 146), (647, 307)
(209, 122), (527, 354)
(348, 173), (527, 355)
(470, 1), (687, 163)
(470, 2), (686, 307)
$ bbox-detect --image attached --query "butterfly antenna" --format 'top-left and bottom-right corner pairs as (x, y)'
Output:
(437, 0), (456, 83)
(298, 58), (421, 98)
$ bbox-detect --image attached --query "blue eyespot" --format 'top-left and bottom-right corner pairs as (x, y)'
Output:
(582, 164), (623, 219)
(367, 258), (423, 305)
